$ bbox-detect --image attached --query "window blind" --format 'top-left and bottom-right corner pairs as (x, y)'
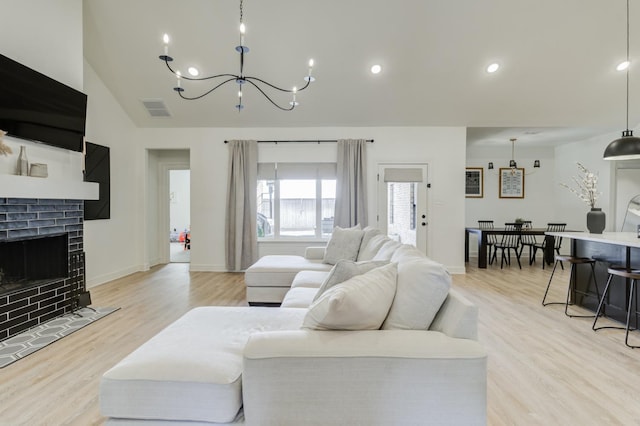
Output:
(258, 162), (337, 180)
(383, 168), (423, 182)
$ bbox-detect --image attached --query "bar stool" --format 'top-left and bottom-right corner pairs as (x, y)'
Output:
(592, 267), (640, 349)
(542, 255), (601, 318)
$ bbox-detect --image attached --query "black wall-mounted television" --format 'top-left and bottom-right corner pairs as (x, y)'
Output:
(0, 53), (87, 152)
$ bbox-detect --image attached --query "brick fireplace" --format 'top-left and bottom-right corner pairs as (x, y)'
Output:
(0, 198), (85, 341)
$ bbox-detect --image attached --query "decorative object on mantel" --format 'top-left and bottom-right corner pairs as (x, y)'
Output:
(0, 130), (11, 156)
(561, 162), (605, 233)
(29, 163), (48, 178)
(17, 145), (28, 176)
(159, 0), (314, 111)
(603, 0), (640, 161)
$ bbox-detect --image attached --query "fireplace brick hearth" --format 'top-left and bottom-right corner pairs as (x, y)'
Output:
(0, 198), (85, 341)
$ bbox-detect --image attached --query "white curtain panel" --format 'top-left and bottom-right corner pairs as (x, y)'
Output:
(334, 139), (368, 228)
(225, 140), (258, 271)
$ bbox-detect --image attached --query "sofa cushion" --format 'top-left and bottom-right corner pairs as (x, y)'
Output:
(372, 239), (402, 261)
(313, 259), (389, 302)
(245, 255), (333, 288)
(390, 244), (426, 264)
(291, 270), (330, 289)
(382, 258), (451, 330)
(100, 307), (306, 423)
(302, 263), (397, 330)
(322, 226), (365, 265)
(357, 233), (389, 261)
(281, 287), (319, 308)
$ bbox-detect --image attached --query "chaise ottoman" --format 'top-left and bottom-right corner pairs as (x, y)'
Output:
(100, 307), (306, 424)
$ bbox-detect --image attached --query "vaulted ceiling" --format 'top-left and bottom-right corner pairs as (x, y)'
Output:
(83, 0), (640, 146)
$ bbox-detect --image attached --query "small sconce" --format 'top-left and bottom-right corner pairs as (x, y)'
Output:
(488, 162), (494, 170)
(509, 160), (517, 168)
(533, 160), (540, 168)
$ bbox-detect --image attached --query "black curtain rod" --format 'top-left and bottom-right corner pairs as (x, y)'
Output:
(224, 139), (374, 144)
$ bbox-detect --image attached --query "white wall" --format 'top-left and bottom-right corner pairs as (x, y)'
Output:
(466, 145), (556, 228)
(83, 62), (141, 286)
(0, 0), (85, 180)
(137, 127), (467, 274)
(0, 0), (83, 91)
(553, 133), (616, 232)
(466, 130), (640, 258)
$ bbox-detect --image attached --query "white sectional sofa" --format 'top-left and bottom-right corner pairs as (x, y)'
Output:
(100, 226), (487, 425)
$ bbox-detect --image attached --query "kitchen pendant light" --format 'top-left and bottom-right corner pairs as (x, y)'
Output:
(604, 0), (640, 160)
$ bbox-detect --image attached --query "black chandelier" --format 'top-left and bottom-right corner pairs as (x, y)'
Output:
(158, 0), (314, 111)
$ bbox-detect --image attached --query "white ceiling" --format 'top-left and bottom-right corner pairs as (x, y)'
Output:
(83, 0), (640, 146)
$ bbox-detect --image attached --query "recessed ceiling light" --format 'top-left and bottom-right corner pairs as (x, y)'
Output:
(486, 63), (500, 73)
(188, 67), (199, 77)
(617, 60), (630, 71)
(370, 64), (382, 74)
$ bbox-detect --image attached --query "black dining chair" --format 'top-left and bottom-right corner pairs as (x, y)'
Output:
(478, 220), (498, 265)
(517, 221), (539, 265)
(492, 222), (523, 269)
(532, 223), (566, 269)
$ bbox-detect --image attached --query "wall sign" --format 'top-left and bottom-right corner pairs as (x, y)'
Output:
(465, 167), (484, 198)
(499, 168), (525, 198)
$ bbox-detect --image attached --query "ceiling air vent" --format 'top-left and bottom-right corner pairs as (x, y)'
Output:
(141, 99), (171, 117)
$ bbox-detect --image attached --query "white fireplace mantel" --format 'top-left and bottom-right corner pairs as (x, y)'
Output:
(0, 174), (99, 200)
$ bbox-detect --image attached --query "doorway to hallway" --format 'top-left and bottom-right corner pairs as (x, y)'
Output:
(169, 169), (191, 263)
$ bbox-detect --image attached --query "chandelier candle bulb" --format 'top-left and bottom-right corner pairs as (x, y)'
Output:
(158, 0), (313, 111)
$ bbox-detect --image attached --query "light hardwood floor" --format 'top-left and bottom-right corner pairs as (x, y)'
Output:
(1, 260), (639, 425)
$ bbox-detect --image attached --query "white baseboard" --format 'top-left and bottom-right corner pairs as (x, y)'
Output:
(446, 265), (466, 274)
(189, 263), (228, 272)
(86, 265), (143, 288)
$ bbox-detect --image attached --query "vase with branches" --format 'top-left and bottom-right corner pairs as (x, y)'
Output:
(560, 162), (605, 233)
(560, 162), (601, 208)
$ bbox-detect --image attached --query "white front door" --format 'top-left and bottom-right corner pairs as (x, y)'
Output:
(377, 164), (429, 254)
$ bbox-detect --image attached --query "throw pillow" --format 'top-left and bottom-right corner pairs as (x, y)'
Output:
(357, 233), (389, 261)
(322, 226), (365, 265)
(313, 259), (389, 302)
(302, 263), (398, 330)
(381, 258), (451, 330)
(390, 244), (425, 264)
(371, 239), (402, 261)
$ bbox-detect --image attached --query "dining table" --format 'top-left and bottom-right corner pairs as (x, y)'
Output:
(465, 227), (556, 268)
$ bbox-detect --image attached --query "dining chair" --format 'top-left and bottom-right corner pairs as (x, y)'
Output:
(492, 222), (523, 269)
(477, 220), (498, 265)
(532, 223), (567, 269)
(517, 221), (539, 265)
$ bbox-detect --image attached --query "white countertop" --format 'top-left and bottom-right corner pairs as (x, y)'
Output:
(546, 231), (640, 248)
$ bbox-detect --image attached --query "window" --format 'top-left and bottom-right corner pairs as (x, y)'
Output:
(257, 163), (336, 239)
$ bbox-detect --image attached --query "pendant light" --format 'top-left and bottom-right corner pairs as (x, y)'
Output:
(509, 138), (517, 168)
(159, 0), (314, 111)
(604, 0), (640, 160)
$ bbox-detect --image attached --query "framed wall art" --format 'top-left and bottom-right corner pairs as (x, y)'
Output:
(465, 167), (484, 198)
(499, 168), (525, 199)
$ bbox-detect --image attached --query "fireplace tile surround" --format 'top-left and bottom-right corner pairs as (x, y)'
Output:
(0, 198), (85, 341)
